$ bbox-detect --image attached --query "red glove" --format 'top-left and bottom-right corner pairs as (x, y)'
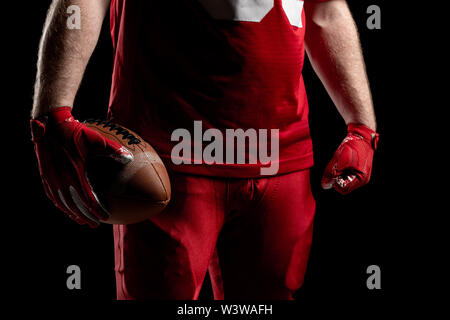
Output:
(321, 123), (379, 195)
(31, 107), (133, 227)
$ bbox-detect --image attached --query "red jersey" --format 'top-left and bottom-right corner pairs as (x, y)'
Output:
(108, 0), (328, 177)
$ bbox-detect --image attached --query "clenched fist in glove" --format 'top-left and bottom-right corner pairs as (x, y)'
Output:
(31, 107), (133, 227)
(321, 123), (379, 195)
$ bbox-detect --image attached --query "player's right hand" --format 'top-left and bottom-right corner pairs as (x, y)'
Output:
(30, 107), (134, 227)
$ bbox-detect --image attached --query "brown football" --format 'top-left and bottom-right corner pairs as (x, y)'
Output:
(84, 119), (171, 225)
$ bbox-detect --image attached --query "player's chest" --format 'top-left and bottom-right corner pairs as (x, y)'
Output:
(197, 0), (306, 27)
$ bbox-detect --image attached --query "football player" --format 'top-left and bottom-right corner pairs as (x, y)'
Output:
(31, 0), (379, 299)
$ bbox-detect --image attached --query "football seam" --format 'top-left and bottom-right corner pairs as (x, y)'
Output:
(143, 148), (171, 202)
(87, 123), (170, 202)
(87, 125), (138, 152)
(104, 195), (170, 205)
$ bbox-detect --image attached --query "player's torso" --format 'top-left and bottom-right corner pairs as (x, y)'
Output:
(110, 0), (309, 130)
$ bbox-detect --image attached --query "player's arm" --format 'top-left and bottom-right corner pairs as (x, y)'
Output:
(305, 0), (376, 130)
(30, 0), (133, 227)
(305, 0), (379, 194)
(32, 0), (110, 118)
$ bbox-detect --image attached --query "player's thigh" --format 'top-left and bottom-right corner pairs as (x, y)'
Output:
(114, 172), (225, 299)
(218, 169), (315, 299)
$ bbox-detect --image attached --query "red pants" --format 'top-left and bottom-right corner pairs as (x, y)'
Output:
(113, 169), (315, 300)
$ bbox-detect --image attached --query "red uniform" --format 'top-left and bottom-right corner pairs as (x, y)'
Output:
(109, 0), (329, 299)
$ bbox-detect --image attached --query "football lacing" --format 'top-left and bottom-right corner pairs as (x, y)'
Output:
(84, 119), (141, 145)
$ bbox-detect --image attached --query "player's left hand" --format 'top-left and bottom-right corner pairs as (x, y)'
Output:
(321, 123), (379, 195)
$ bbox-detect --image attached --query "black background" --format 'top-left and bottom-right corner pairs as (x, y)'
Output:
(4, 0), (430, 312)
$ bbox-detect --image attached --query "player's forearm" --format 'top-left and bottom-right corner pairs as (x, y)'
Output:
(305, 1), (376, 130)
(32, 0), (110, 119)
